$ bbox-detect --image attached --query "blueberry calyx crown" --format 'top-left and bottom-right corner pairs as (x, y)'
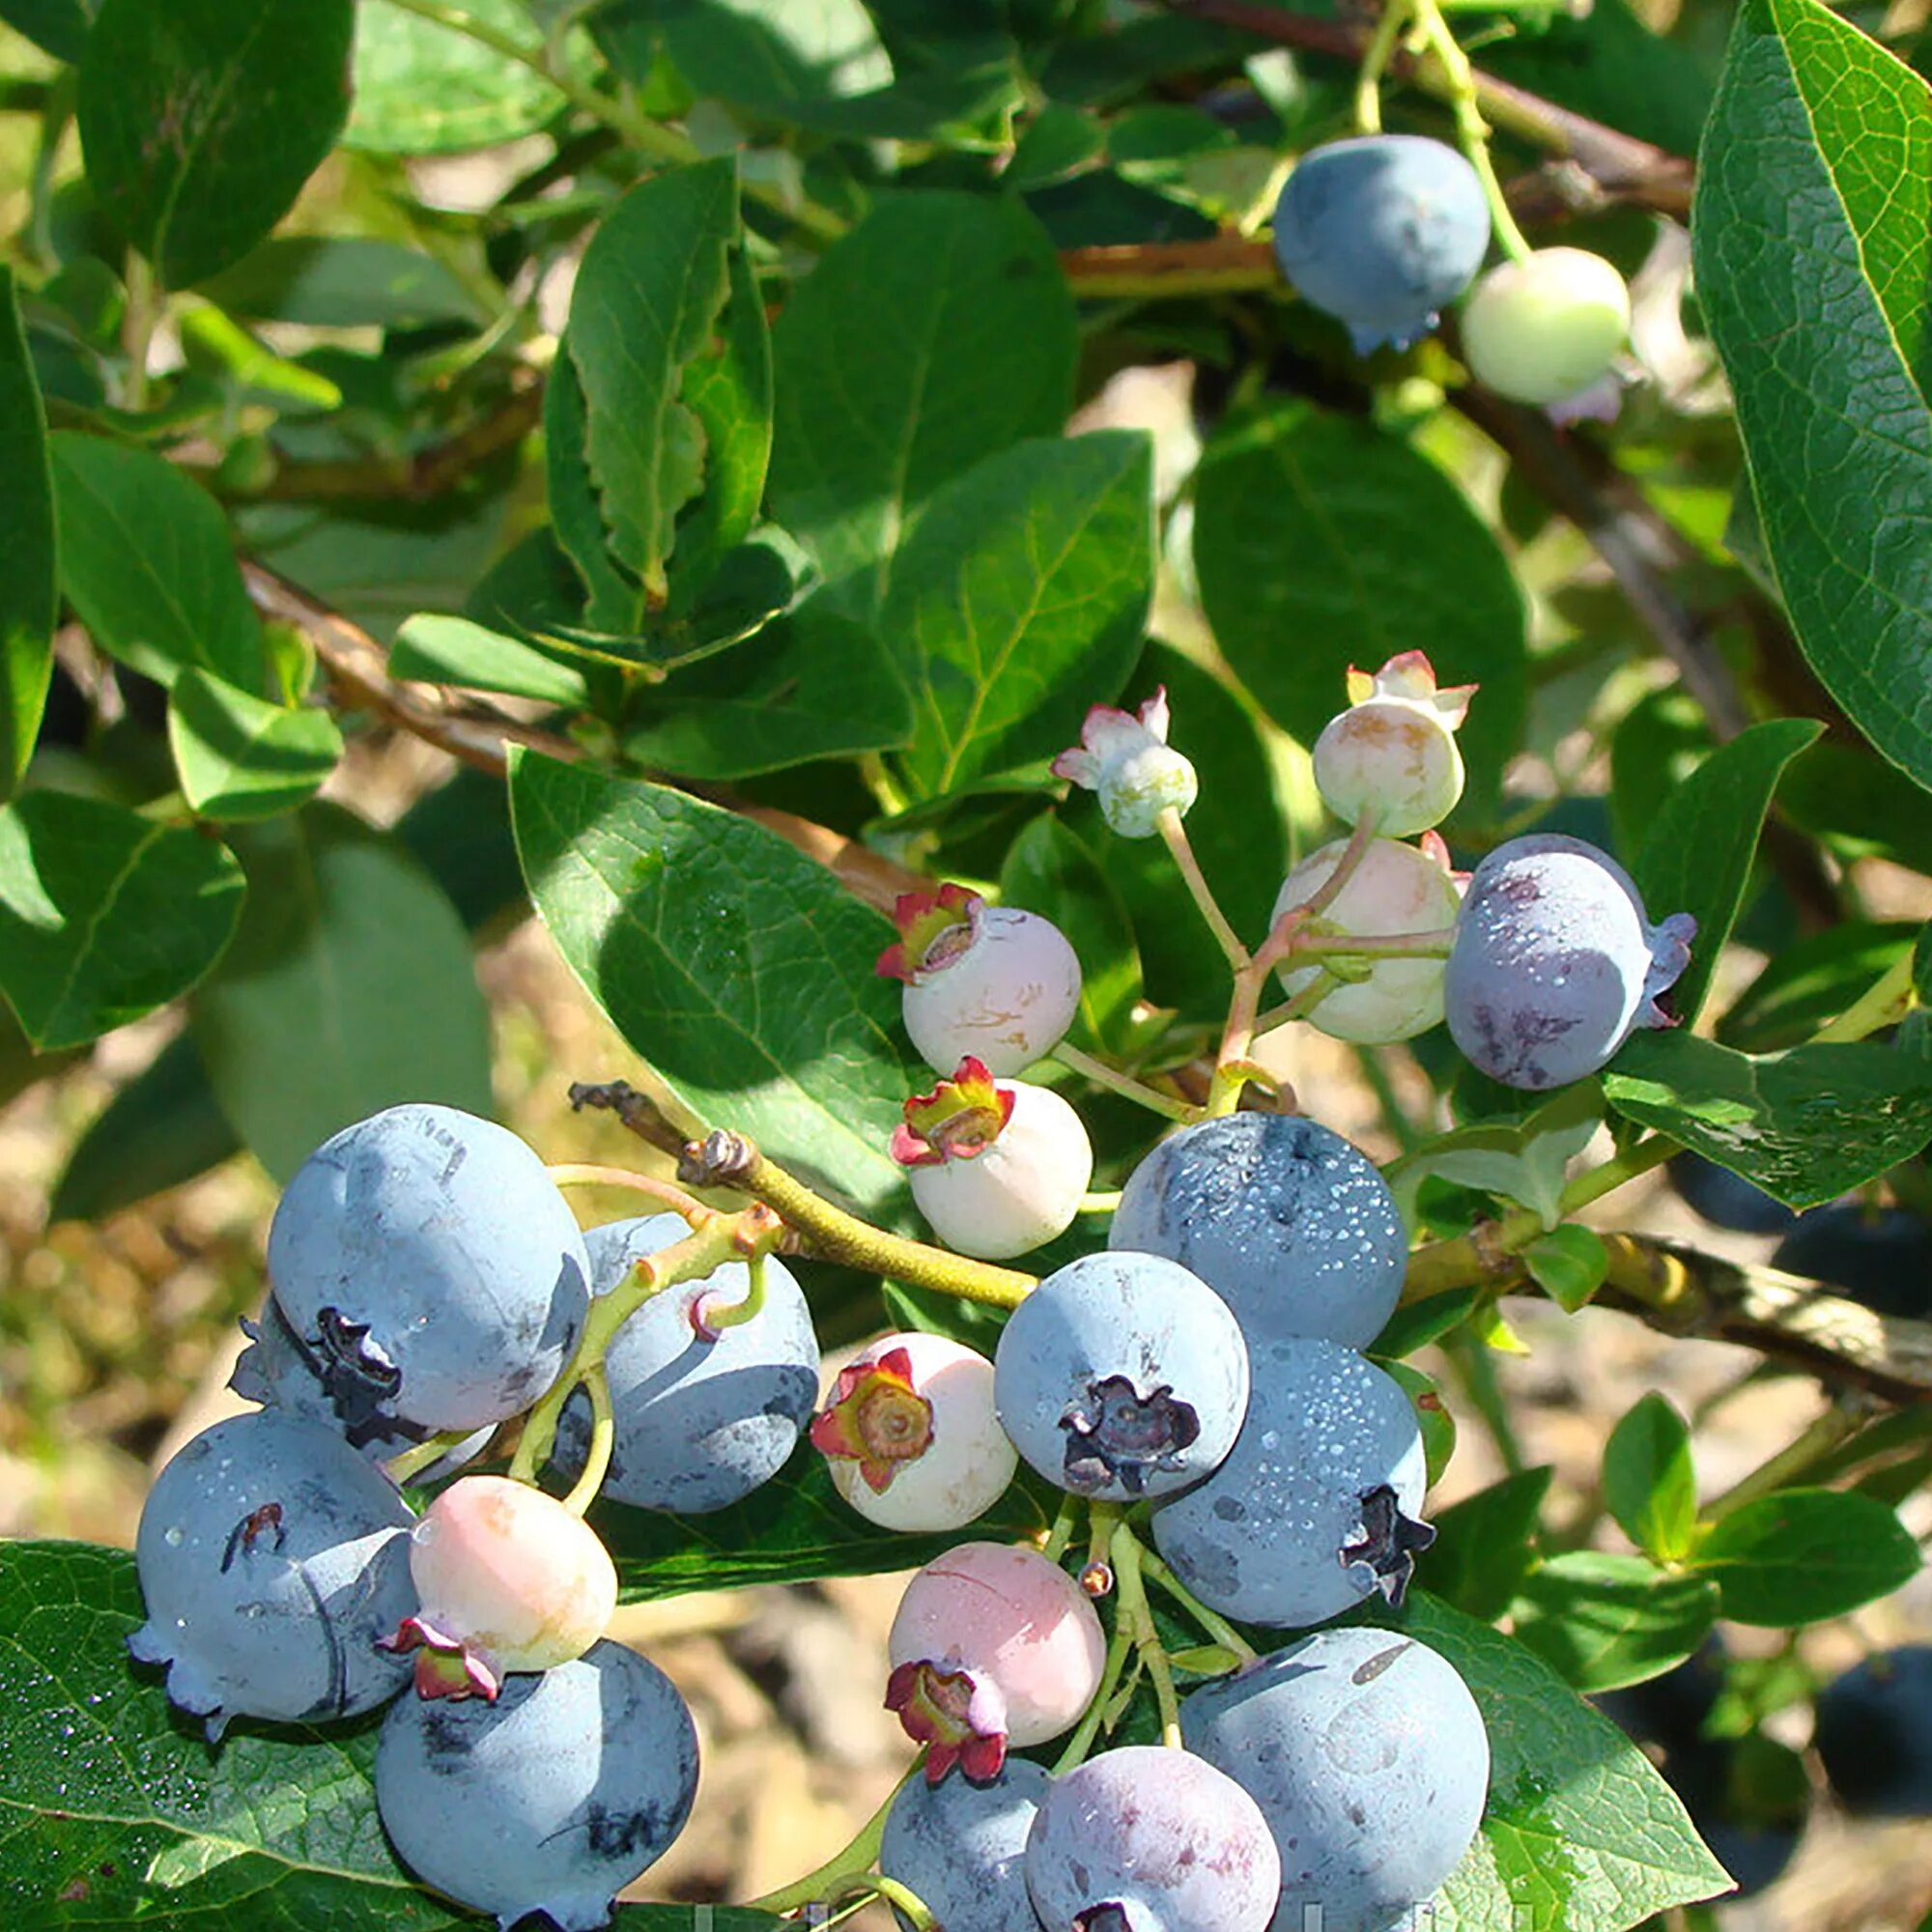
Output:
(1340, 1484), (1437, 1607)
(311, 1305), (403, 1425)
(885, 1658), (1009, 1784)
(810, 1348), (935, 1492)
(890, 1058), (1014, 1167)
(1060, 1375), (1202, 1495)
(876, 882), (982, 983)
(377, 1614), (503, 1702)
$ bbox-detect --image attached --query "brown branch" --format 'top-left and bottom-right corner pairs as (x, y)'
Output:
(1162, 0), (1695, 214)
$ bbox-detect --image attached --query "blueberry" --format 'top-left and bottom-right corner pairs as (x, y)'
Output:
(1443, 834), (1695, 1091)
(1591, 1639), (1725, 1757)
(1109, 1113), (1407, 1350)
(1025, 1746), (1281, 1932)
(1182, 1628), (1490, 1932)
(268, 1103), (591, 1434)
(550, 1213), (820, 1514)
(1462, 247), (1630, 408)
(375, 1636), (698, 1931)
(127, 1409), (416, 1739)
(994, 1252), (1250, 1501)
(1815, 1645), (1932, 1816)
(880, 1758), (1051, 1932)
(1151, 1336), (1431, 1629)
(1667, 1152), (1798, 1237)
(1667, 1739), (1803, 1899)
(1271, 134), (1491, 354)
(1772, 1205), (1932, 1319)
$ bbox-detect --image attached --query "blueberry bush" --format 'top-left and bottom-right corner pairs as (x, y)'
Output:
(5, 0), (1932, 1926)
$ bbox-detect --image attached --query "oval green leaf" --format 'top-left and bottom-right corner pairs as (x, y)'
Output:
(167, 668), (344, 822)
(1690, 1488), (1921, 1625)
(348, 0), (564, 155)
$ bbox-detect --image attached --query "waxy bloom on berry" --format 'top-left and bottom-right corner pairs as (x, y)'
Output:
(1052, 688), (1198, 838)
(1313, 652), (1475, 838)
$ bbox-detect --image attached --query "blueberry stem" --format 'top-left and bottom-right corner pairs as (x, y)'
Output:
(745, 1771), (910, 1913)
(558, 1364), (613, 1517)
(546, 1161), (710, 1225)
(376, 0), (848, 242)
(1084, 1500), (1122, 1597)
(1040, 1495), (1082, 1563)
(1812, 952), (1916, 1043)
(695, 1252), (770, 1338)
(1136, 1544), (1259, 1662)
(1410, 0), (1535, 263)
(384, 1427), (486, 1486)
(1157, 806), (1250, 972)
(1052, 1042), (1200, 1123)
(822, 1876), (936, 1932)
(1053, 1619), (1136, 1775)
(1284, 924), (1458, 960)
(1112, 1525), (1183, 1747)
(1077, 1189), (1126, 1214)
(1353, 0), (1414, 135)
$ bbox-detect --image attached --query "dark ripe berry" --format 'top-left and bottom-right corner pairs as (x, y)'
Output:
(880, 1759), (1051, 1932)
(127, 1409), (416, 1739)
(1815, 1645), (1932, 1817)
(1772, 1204), (1932, 1319)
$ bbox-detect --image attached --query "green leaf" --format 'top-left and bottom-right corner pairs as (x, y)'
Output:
(167, 669), (343, 822)
(0, 791), (244, 1051)
(1689, 1488), (1921, 1624)
(390, 613), (591, 706)
(77, 0), (353, 287)
(882, 431), (1153, 797)
(1510, 1552), (1722, 1695)
(1378, 1593), (1731, 1930)
(620, 603), (912, 779)
(564, 161), (740, 606)
(1425, 1466), (1552, 1622)
(1382, 1358), (1456, 1487)
(190, 806), (494, 1183)
(1692, 0), (1932, 796)
(598, 1445), (1051, 1602)
(1605, 1030), (1932, 1208)
(197, 238), (487, 330)
(1776, 741), (1932, 876)
(0, 269), (56, 799)
(769, 192), (1076, 620)
(1632, 719), (1822, 1025)
(47, 1032), (240, 1223)
(1602, 1393), (1698, 1562)
(1718, 922), (1915, 1053)
(49, 432), (262, 692)
(1522, 1225), (1608, 1314)
(1193, 405), (1526, 810)
(1369, 1285), (1479, 1359)
(348, 0), (564, 154)
(0, 1540), (781, 1931)
(0, 0), (90, 64)
(509, 752), (921, 1223)
(999, 814), (1144, 1054)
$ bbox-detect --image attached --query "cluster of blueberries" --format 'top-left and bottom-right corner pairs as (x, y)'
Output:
(1270, 132), (1634, 416)
(125, 658), (1712, 1931)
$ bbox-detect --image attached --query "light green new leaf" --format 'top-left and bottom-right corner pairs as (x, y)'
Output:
(1693, 0), (1932, 794)
(1605, 1031), (1932, 1208)
(0, 269), (56, 797)
(349, 0), (564, 155)
(1633, 718), (1822, 1025)
(566, 161), (740, 605)
(770, 192), (1076, 620)
(0, 791), (244, 1050)
(191, 807), (493, 1182)
(1511, 1552), (1721, 1694)
(167, 668), (344, 821)
(1193, 405), (1526, 807)
(50, 432), (263, 692)
(1690, 1488), (1921, 1625)
(391, 614), (591, 706)
(509, 752), (921, 1223)
(0, 1540), (783, 1931)
(1602, 1393), (1698, 1561)
(77, 0), (353, 287)
(881, 431), (1154, 797)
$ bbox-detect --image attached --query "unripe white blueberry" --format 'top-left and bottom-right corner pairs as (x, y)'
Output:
(881, 885), (1082, 1078)
(1274, 836), (1463, 1043)
(813, 1330), (1018, 1533)
(384, 1475), (616, 1699)
(903, 1079), (1093, 1261)
(1052, 689), (1198, 839)
(1313, 651), (1472, 837)
(1462, 247), (1632, 408)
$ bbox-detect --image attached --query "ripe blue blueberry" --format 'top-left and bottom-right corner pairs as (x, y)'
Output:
(1815, 1646), (1932, 1817)
(375, 1636), (698, 1931)
(880, 1758), (1051, 1932)
(268, 1103), (591, 1434)
(1181, 1628), (1490, 1932)
(1772, 1205), (1932, 1320)
(1668, 1151), (1798, 1238)
(127, 1409), (416, 1739)
(1151, 1336), (1430, 1629)
(1109, 1113), (1407, 1350)
(1272, 134), (1491, 354)
(994, 1252), (1249, 1502)
(1443, 834), (1695, 1091)
(550, 1214), (820, 1514)
(1025, 1745), (1281, 1932)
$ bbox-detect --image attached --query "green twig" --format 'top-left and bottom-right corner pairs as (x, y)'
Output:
(1702, 1404), (1868, 1520)
(1052, 1043), (1200, 1123)
(1410, 0), (1533, 262)
(559, 1363), (613, 1517)
(1158, 806), (1249, 973)
(1813, 952), (1916, 1043)
(745, 1773), (908, 1913)
(1113, 1526), (1182, 1747)
(1138, 1544), (1259, 1662)
(1354, 0), (1414, 133)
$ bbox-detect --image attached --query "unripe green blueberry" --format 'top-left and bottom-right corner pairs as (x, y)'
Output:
(1313, 651), (1473, 837)
(1462, 247), (1631, 407)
